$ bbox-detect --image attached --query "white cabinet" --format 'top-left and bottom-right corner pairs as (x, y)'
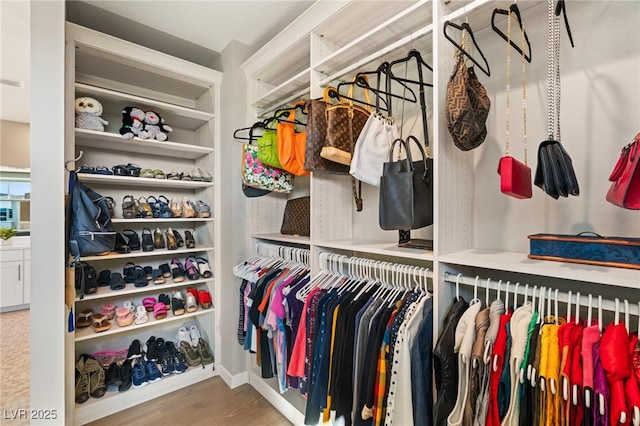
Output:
(0, 248), (29, 310)
(65, 22), (222, 425)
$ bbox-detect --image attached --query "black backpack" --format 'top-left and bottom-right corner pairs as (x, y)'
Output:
(68, 172), (116, 259)
(75, 261), (98, 296)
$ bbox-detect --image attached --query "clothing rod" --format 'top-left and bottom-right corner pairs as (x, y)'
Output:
(318, 24), (433, 88)
(255, 242), (310, 265)
(443, 272), (640, 316)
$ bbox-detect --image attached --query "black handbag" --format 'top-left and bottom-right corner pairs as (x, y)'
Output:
(379, 136), (433, 230)
(280, 196), (311, 237)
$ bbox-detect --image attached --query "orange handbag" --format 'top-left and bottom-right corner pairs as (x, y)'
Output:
(277, 102), (310, 176)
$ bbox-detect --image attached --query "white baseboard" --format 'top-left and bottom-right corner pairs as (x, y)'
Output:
(217, 364), (248, 389)
(248, 369), (306, 426)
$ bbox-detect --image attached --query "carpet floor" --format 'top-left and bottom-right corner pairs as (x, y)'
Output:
(0, 309), (30, 426)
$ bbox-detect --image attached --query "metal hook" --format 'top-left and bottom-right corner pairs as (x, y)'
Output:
(65, 150), (84, 172)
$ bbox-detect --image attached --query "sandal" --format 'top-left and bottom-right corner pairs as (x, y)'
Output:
(186, 288), (199, 306)
(167, 170), (180, 180)
(100, 302), (116, 320)
(180, 170), (192, 181)
(184, 257), (200, 280)
(91, 313), (111, 332)
(195, 200), (211, 218)
(157, 195), (173, 218)
(123, 300), (135, 316)
(196, 257), (213, 279)
(152, 269), (166, 284)
(142, 266), (153, 281)
(170, 258), (186, 283)
(112, 164), (128, 176)
(181, 197), (196, 218)
(191, 168), (202, 181)
(78, 165), (95, 174)
(122, 195), (136, 219)
(136, 196), (153, 218)
(159, 263), (171, 278)
(95, 166), (113, 176)
(172, 229), (184, 248)
(154, 227), (166, 250)
(115, 307), (133, 327)
(115, 232), (131, 254)
(153, 302), (167, 320)
(153, 169), (166, 179)
(140, 168), (155, 178)
(123, 262), (136, 285)
(179, 341), (201, 366)
(165, 228), (178, 251)
(198, 168), (213, 182)
(126, 163), (142, 177)
(159, 294), (171, 310)
(141, 228), (154, 252)
(169, 198), (182, 217)
(76, 309), (94, 328)
(147, 195), (160, 218)
(110, 272), (125, 290)
(97, 270), (111, 287)
(142, 297), (156, 312)
(184, 228), (196, 249)
(134, 265), (148, 287)
(133, 305), (148, 325)
(198, 289), (212, 309)
(185, 292), (198, 313)
(105, 196), (115, 217)
(122, 229), (141, 251)
(171, 292), (185, 316)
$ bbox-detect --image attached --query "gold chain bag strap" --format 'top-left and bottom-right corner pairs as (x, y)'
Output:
(497, 9), (532, 199)
(445, 29), (491, 151)
(534, 0), (579, 199)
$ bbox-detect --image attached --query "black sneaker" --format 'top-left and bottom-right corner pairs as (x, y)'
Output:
(127, 339), (142, 359)
(119, 359), (132, 392)
(145, 336), (159, 361)
(105, 362), (122, 388)
(160, 344), (174, 376)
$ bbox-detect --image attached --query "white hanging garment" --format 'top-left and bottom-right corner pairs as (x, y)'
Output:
(448, 301), (483, 426)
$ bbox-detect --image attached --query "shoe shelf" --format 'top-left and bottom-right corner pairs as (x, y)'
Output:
(438, 249), (640, 289)
(251, 233), (311, 246)
(111, 217), (214, 224)
(74, 307), (214, 342)
(79, 246), (215, 262)
(74, 364), (216, 426)
(75, 83), (214, 130)
(75, 129), (214, 160)
(75, 278), (215, 302)
(314, 239), (434, 261)
(76, 174), (214, 189)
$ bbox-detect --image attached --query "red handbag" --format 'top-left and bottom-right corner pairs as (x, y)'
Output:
(498, 155), (532, 199)
(606, 132), (640, 210)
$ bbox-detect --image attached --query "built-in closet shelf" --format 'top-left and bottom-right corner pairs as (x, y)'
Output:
(442, 0), (541, 27)
(75, 83), (214, 130)
(253, 68), (310, 111)
(111, 218), (214, 224)
(77, 174), (213, 189)
(439, 249), (640, 288)
(314, 240), (434, 261)
(75, 129), (214, 160)
(74, 365), (217, 426)
(75, 278), (214, 302)
(80, 246), (214, 262)
(252, 233), (310, 246)
(74, 307), (214, 342)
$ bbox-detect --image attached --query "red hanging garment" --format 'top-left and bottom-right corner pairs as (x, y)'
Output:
(486, 312), (511, 426)
(558, 321), (573, 425)
(625, 334), (640, 426)
(569, 320), (585, 425)
(600, 322), (631, 426)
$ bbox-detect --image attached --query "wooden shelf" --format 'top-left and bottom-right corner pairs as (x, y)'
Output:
(75, 128), (213, 160)
(76, 173), (213, 189)
(314, 239), (434, 261)
(75, 278), (214, 302)
(74, 307), (214, 342)
(111, 218), (213, 224)
(75, 83), (213, 130)
(439, 249), (640, 288)
(80, 246), (214, 262)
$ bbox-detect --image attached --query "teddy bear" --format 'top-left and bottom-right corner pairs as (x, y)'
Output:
(138, 110), (173, 142)
(119, 106), (145, 140)
(75, 97), (109, 131)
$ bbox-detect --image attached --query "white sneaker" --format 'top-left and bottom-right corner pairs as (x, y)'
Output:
(176, 326), (191, 346)
(133, 305), (148, 325)
(190, 325), (201, 347)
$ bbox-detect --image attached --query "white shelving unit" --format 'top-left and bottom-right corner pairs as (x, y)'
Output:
(240, 0), (640, 423)
(65, 23), (222, 425)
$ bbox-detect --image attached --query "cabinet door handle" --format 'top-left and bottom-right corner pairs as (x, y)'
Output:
(18, 264), (21, 281)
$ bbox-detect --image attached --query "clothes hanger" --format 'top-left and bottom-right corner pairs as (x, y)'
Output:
(491, 3), (533, 63)
(331, 78), (381, 111)
(355, 64), (418, 105)
(513, 282), (519, 311)
(233, 120), (265, 142)
(555, 0), (575, 48)
(456, 273), (462, 302)
(443, 20), (491, 77)
(387, 49), (433, 88)
(532, 286), (545, 388)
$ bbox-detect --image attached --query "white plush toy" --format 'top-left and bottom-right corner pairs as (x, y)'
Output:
(75, 97), (109, 131)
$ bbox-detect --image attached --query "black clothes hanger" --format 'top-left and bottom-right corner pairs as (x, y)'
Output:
(233, 121), (264, 142)
(329, 81), (385, 111)
(264, 104), (307, 126)
(356, 62), (418, 105)
(387, 49), (434, 88)
(555, 0), (575, 48)
(492, 3), (533, 63)
(443, 21), (491, 77)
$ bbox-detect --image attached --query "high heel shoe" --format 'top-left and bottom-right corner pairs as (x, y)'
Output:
(184, 227), (196, 249)
(165, 228), (178, 251)
(136, 196), (153, 218)
(172, 229), (184, 248)
(122, 195), (136, 219)
(154, 227), (166, 250)
(181, 198), (196, 218)
(169, 198), (182, 218)
(141, 228), (154, 252)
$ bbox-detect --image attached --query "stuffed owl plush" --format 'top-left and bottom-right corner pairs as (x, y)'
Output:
(75, 97), (109, 131)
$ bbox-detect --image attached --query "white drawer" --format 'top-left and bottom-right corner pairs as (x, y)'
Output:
(0, 249), (23, 262)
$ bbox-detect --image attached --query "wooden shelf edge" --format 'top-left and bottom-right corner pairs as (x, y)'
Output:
(314, 239), (434, 261)
(252, 233), (311, 246)
(75, 278), (214, 302)
(80, 246), (214, 262)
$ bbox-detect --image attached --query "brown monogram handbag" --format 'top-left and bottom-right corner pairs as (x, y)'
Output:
(446, 53), (491, 151)
(280, 196), (311, 237)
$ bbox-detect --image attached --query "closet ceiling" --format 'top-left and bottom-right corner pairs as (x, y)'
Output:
(0, 0), (315, 124)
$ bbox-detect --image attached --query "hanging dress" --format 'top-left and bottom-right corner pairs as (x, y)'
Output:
(582, 322), (600, 426)
(593, 340), (611, 426)
(601, 322), (631, 426)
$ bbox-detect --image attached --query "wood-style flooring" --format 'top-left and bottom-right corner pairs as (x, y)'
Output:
(87, 376), (292, 426)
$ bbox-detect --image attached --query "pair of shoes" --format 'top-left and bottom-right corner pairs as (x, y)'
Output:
(134, 306), (148, 325)
(185, 256), (200, 280)
(91, 313), (111, 333)
(197, 338), (214, 365)
(148, 195), (172, 218)
(121, 195), (136, 219)
(76, 308), (94, 328)
(123, 262), (147, 287)
(159, 341), (188, 375)
(131, 359), (162, 387)
(179, 340), (201, 366)
(136, 197), (153, 218)
(171, 290), (185, 316)
(170, 258), (186, 283)
(176, 326), (201, 348)
(121, 229), (141, 250)
(76, 354), (106, 403)
(112, 163), (141, 177)
(154, 228), (166, 249)
(195, 200), (211, 218)
(166, 228), (178, 250)
(115, 232), (131, 254)
(191, 167), (212, 182)
(105, 360), (133, 392)
(181, 197), (197, 218)
(115, 306), (133, 327)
